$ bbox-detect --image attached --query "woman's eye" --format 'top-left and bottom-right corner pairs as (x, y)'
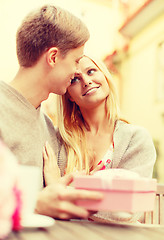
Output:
(71, 77), (80, 84)
(87, 69), (96, 75)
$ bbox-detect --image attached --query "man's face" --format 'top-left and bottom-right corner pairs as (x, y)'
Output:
(49, 45), (84, 95)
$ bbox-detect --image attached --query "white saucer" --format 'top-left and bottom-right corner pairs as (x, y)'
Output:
(106, 221), (161, 228)
(21, 214), (55, 229)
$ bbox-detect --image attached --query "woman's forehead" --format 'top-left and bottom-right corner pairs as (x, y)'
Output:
(78, 56), (95, 69)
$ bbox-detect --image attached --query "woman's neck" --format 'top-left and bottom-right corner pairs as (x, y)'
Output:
(81, 103), (111, 135)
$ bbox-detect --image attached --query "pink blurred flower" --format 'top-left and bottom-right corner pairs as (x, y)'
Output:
(0, 140), (22, 239)
(12, 186), (22, 231)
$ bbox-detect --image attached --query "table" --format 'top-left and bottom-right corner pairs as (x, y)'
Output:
(6, 220), (164, 240)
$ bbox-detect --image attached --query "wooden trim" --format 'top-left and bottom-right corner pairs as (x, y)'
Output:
(119, 0), (164, 38)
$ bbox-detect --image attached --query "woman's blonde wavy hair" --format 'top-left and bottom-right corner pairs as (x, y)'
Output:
(56, 55), (120, 174)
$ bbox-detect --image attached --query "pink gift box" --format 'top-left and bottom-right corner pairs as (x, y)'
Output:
(73, 173), (157, 212)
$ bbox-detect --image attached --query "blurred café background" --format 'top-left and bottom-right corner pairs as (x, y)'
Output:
(1, 0), (164, 182)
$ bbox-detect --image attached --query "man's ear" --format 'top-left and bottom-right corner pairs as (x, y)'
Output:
(46, 47), (59, 66)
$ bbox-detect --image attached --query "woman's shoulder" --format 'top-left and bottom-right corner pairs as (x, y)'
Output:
(115, 120), (148, 132)
(114, 120), (153, 141)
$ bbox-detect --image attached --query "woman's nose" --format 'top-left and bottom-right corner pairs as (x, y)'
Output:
(82, 77), (92, 88)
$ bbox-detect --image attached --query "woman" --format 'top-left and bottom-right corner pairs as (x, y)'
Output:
(43, 55), (156, 222)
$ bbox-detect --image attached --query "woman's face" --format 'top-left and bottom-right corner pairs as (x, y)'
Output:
(67, 56), (110, 109)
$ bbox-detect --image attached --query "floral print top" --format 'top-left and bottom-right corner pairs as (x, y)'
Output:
(98, 142), (114, 170)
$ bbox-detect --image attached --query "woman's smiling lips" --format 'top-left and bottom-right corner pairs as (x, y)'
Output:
(82, 86), (100, 96)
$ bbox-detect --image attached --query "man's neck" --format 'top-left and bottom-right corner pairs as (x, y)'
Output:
(10, 67), (49, 109)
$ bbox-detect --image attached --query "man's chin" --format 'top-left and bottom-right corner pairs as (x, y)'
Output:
(54, 88), (67, 95)
(61, 88), (67, 95)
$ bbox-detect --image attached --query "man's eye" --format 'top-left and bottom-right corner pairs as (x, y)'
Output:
(71, 77), (80, 84)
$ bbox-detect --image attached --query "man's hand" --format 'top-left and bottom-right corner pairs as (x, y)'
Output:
(35, 174), (103, 220)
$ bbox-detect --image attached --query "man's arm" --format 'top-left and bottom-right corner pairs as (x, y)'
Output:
(35, 174), (103, 220)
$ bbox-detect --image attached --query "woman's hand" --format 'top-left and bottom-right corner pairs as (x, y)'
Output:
(43, 141), (61, 186)
(89, 161), (104, 175)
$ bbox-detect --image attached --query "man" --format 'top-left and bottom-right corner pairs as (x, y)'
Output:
(0, 5), (102, 220)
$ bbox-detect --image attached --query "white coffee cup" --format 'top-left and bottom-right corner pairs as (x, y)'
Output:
(18, 165), (42, 218)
